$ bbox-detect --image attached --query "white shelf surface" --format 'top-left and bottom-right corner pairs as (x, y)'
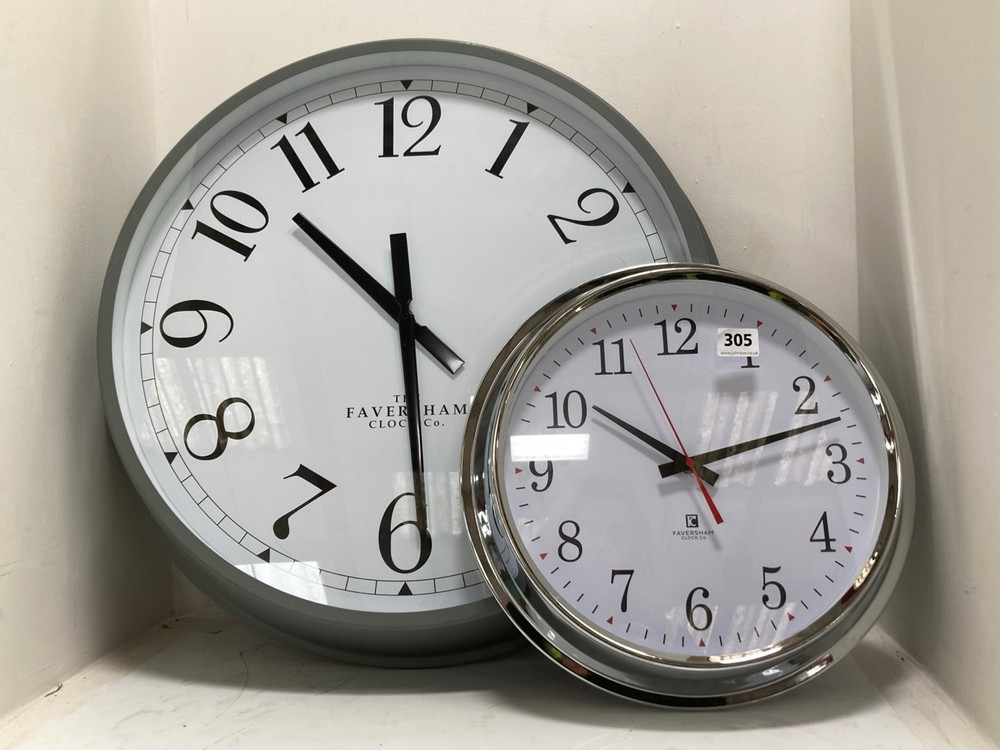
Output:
(0, 616), (992, 749)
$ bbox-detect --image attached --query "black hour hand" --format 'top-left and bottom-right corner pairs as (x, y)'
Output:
(593, 405), (720, 485)
(292, 213), (464, 374)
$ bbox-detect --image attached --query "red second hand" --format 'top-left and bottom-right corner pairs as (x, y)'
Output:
(629, 339), (724, 525)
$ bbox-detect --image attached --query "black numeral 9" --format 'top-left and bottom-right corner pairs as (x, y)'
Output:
(159, 300), (234, 348)
(529, 461), (554, 492)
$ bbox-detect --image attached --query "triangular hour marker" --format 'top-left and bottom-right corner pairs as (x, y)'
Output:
(164, 451), (177, 465)
(756, 320), (763, 327)
(277, 113), (288, 124)
(606, 616), (614, 625)
(398, 583), (413, 596)
(514, 467), (523, 474)
(623, 182), (635, 194)
(401, 80), (413, 89)
(182, 200), (193, 211)
(824, 375), (832, 382)
(533, 386), (541, 393)
(590, 327), (597, 335)
(526, 103), (538, 114)
(257, 548), (271, 562)
(539, 552), (548, 560)
(671, 304), (678, 311)
(845, 545), (854, 553)
(857, 457), (866, 464)
(698, 638), (706, 648)
(140, 322), (152, 334)
(787, 612), (796, 621)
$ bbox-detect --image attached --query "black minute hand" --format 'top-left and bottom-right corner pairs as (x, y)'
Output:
(292, 213), (464, 374)
(658, 416), (842, 479)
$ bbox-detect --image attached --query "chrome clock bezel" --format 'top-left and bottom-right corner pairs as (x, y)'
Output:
(462, 263), (912, 704)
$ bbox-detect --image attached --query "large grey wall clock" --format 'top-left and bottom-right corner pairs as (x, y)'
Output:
(98, 39), (717, 665)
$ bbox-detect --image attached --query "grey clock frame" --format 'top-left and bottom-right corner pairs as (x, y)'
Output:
(98, 39), (717, 666)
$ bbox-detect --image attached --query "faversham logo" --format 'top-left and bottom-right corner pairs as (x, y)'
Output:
(674, 513), (715, 540)
(345, 393), (468, 430)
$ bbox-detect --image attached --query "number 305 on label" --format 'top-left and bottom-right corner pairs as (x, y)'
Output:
(717, 328), (759, 357)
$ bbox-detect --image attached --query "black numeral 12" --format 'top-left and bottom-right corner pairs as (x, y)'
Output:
(657, 318), (699, 356)
(377, 96), (442, 158)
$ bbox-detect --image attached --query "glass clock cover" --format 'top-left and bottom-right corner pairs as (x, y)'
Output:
(97, 40), (716, 665)
(463, 263), (912, 703)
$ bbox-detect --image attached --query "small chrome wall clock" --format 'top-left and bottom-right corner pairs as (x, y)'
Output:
(97, 40), (715, 665)
(463, 263), (912, 704)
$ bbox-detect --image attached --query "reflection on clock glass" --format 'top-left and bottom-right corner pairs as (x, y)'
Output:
(118, 62), (704, 618)
(497, 279), (892, 659)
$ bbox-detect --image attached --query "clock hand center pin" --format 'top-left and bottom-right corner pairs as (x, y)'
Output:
(592, 405), (721, 485)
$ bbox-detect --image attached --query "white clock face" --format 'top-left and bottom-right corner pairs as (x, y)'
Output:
(100, 42), (713, 661)
(466, 265), (910, 699)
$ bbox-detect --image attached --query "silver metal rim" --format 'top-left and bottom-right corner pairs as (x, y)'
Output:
(461, 263), (913, 705)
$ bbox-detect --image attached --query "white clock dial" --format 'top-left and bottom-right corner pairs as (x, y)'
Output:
(464, 264), (912, 703)
(99, 41), (715, 665)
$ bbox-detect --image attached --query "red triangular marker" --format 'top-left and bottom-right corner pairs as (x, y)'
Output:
(671, 304), (678, 311)
(824, 375), (832, 382)
(845, 546), (854, 553)
(514, 467), (523, 474)
(857, 457), (866, 464)
(590, 327), (597, 335)
(787, 612), (796, 621)
(756, 320), (763, 327)
(539, 552), (548, 560)
(698, 638), (706, 648)
(606, 616), (614, 625)
(533, 386), (541, 392)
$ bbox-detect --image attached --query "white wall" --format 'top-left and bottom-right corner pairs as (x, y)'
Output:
(852, 1), (1000, 743)
(0, 0), (173, 718)
(148, 0), (858, 325)
(0, 0), (858, 720)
